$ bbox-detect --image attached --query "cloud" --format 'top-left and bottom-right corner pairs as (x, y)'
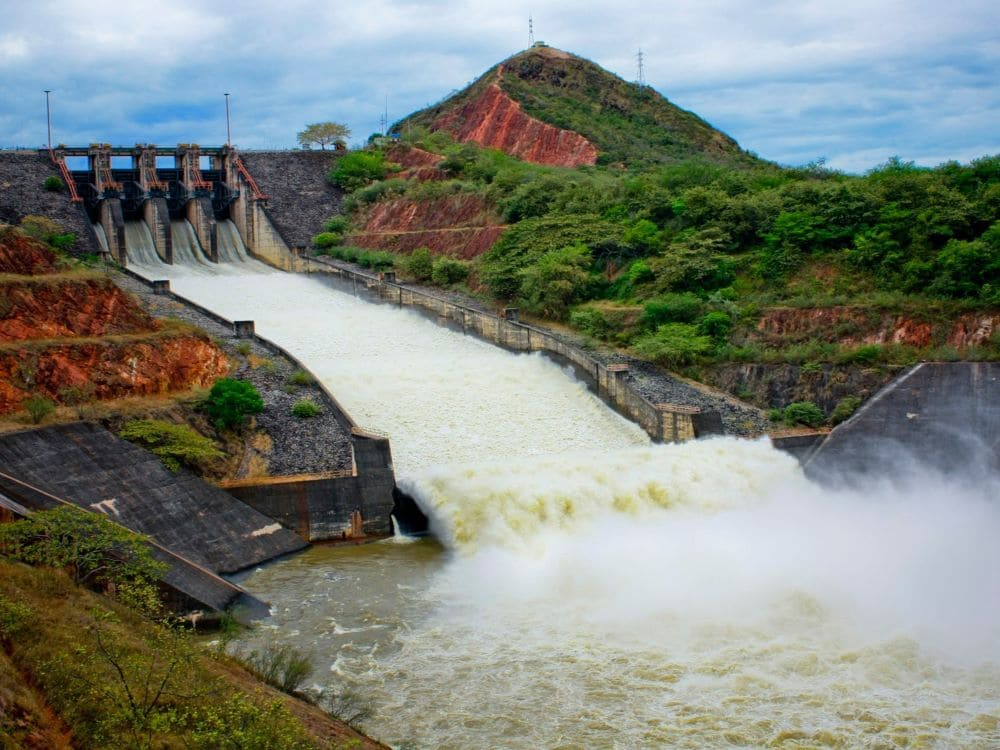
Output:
(1, 0), (997, 170)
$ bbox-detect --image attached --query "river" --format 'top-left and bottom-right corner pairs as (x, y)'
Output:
(131, 256), (1000, 749)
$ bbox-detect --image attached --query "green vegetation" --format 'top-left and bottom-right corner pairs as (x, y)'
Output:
(118, 419), (224, 472)
(777, 401), (827, 428)
(329, 150), (391, 191)
(239, 643), (313, 694)
(22, 394), (55, 424)
(19, 214), (76, 253)
(297, 121), (350, 151)
(202, 378), (264, 430)
(291, 398), (322, 418)
(43, 175), (65, 192)
(287, 369), (314, 386)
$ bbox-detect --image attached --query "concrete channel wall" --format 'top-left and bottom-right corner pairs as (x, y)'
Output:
(805, 361), (1000, 483)
(127, 271), (397, 542)
(304, 257), (721, 444)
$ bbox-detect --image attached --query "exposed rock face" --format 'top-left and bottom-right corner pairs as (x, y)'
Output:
(0, 333), (229, 413)
(433, 83), (598, 168)
(0, 230), (57, 274)
(347, 195), (506, 259)
(0, 276), (156, 341)
(386, 145), (446, 181)
(754, 307), (986, 348)
(947, 313), (1000, 348)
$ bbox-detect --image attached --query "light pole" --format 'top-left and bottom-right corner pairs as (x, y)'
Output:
(44, 90), (52, 151)
(224, 93), (231, 146)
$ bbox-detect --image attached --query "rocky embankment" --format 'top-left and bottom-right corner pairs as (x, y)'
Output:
(112, 271), (354, 476)
(0, 151), (98, 252)
(240, 151), (343, 250)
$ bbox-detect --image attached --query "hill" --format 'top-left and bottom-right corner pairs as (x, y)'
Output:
(394, 45), (758, 168)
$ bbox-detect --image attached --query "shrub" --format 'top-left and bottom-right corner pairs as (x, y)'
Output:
(23, 394), (55, 424)
(355, 249), (396, 271)
(291, 398), (321, 418)
(517, 243), (595, 319)
(837, 344), (882, 365)
(697, 311), (733, 343)
(642, 293), (704, 328)
(400, 247), (434, 281)
(0, 596), (32, 638)
(322, 216), (350, 233)
(632, 323), (713, 368)
(118, 419), (224, 472)
(312, 231), (342, 249)
(830, 395), (863, 425)
(43, 175), (65, 192)
(431, 256), (470, 285)
(240, 644), (313, 694)
(187, 695), (314, 749)
(287, 369), (314, 386)
(328, 150), (388, 191)
(202, 378), (264, 430)
(235, 342), (252, 356)
(0, 506), (166, 588)
(782, 401), (826, 428)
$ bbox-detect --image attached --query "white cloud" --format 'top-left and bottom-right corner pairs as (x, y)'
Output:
(1, 0), (997, 170)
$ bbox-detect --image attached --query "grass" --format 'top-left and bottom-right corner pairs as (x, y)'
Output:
(0, 559), (383, 750)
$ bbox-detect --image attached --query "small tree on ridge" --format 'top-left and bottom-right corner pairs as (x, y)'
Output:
(297, 122), (350, 150)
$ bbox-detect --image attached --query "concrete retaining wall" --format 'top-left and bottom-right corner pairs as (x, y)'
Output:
(305, 257), (719, 444)
(805, 362), (1000, 483)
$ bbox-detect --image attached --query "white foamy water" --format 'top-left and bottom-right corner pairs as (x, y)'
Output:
(169, 219), (208, 265)
(123, 219), (161, 265)
(135, 261), (1000, 748)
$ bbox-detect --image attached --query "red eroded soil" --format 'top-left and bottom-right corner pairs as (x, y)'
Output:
(348, 195), (506, 258)
(0, 232), (56, 275)
(433, 84), (598, 168)
(0, 334), (230, 413)
(947, 313), (1000, 348)
(0, 278), (157, 341)
(386, 145), (443, 170)
(757, 307), (935, 347)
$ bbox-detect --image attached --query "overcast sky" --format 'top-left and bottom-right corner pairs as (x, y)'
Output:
(2, 0), (997, 172)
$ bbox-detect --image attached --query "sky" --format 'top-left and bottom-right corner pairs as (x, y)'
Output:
(1, 0), (998, 173)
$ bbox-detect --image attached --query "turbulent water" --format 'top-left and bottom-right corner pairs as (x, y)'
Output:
(137, 259), (1000, 749)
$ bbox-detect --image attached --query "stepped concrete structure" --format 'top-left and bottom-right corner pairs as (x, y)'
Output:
(0, 422), (308, 614)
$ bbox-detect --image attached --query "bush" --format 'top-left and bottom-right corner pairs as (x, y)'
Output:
(287, 369), (313, 386)
(202, 378), (264, 430)
(118, 419), (224, 472)
(431, 256), (470, 285)
(697, 311), (733, 342)
(0, 507), (166, 588)
(632, 323), (713, 368)
(642, 293), (704, 327)
(240, 644), (313, 694)
(291, 398), (321, 418)
(782, 401), (826, 428)
(311, 231), (342, 249)
(830, 395), (863, 425)
(517, 243), (595, 319)
(837, 344), (882, 365)
(328, 150), (388, 191)
(400, 247), (434, 281)
(322, 216), (350, 233)
(23, 394), (55, 424)
(43, 175), (65, 192)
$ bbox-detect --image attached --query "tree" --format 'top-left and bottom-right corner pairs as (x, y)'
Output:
(297, 121), (350, 150)
(202, 378), (264, 431)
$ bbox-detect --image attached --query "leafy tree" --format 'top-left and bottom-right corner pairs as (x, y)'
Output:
(782, 401), (825, 428)
(328, 150), (388, 190)
(431, 256), (470, 285)
(0, 507), (165, 589)
(202, 378), (264, 431)
(632, 323), (712, 368)
(517, 243), (595, 319)
(296, 121), (350, 150)
(400, 247), (434, 281)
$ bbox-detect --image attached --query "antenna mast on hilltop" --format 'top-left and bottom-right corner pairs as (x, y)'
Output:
(379, 96), (388, 136)
(636, 49), (646, 87)
(528, 15), (535, 46)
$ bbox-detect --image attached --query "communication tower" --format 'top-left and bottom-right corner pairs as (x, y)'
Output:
(529, 15), (535, 47)
(636, 49), (646, 87)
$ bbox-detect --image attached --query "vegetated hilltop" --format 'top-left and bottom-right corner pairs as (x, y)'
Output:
(395, 44), (756, 168)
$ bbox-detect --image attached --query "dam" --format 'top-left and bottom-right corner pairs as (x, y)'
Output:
(126, 255), (1000, 748)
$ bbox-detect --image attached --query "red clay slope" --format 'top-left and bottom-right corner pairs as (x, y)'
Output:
(433, 82), (598, 168)
(347, 194), (506, 259)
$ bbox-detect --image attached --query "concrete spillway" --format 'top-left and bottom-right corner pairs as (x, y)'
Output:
(130, 260), (1000, 749)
